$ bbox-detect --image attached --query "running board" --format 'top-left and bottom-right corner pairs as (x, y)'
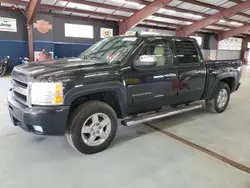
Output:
(124, 104), (202, 126)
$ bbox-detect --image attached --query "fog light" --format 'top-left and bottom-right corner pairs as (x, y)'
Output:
(33, 125), (43, 133)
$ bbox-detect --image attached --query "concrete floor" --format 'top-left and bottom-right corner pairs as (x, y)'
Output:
(1, 66), (250, 188)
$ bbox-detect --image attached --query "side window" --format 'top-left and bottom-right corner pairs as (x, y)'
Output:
(135, 40), (173, 67)
(175, 40), (200, 64)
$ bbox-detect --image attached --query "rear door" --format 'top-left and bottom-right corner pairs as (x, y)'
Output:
(123, 38), (178, 113)
(174, 39), (206, 103)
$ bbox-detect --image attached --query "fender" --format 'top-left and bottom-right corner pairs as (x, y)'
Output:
(64, 81), (127, 118)
(207, 72), (237, 100)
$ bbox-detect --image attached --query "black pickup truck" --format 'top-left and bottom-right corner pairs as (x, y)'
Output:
(8, 35), (242, 154)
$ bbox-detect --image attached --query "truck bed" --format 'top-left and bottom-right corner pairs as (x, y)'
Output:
(202, 59), (242, 100)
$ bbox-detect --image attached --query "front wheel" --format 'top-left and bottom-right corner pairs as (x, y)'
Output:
(66, 101), (118, 154)
(206, 82), (230, 113)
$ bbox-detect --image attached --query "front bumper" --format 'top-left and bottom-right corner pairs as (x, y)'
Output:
(236, 83), (241, 91)
(8, 89), (70, 135)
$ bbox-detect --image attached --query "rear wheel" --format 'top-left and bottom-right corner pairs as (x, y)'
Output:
(206, 82), (230, 113)
(66, 101), (118, 154)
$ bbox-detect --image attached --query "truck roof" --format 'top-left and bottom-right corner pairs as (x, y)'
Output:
(120, 34), (197, 42)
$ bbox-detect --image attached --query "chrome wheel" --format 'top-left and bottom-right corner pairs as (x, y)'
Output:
(81, 113), (111, 146)
(217, 88), (228, 108)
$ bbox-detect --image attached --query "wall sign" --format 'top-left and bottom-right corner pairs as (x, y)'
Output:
(218, 37), (242, 50)
(33, 20), (52, 34)
(100, 28), (113, 38)
(65, 23), (93, 38)
(0, 17), (17, 32)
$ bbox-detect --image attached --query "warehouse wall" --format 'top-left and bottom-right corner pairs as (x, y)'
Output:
(32, 14), (119, 58)
(0, 10), (28, 69)
(217, 50), (241, 60)
(0, 10), (119, 64)
(32, 14), (54, 61)
(53, 16), (118, 58)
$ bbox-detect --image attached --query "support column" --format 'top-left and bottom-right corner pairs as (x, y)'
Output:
(28, 24), (34, 61)
(216, 40), (219, 60)
(26, 0), (41, 61)
(240, 37), (250, 63)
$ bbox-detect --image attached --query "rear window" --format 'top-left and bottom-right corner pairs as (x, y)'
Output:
(175, 40), (200, 64)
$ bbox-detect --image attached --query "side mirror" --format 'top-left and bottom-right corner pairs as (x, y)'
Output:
(134, 55), (157, 68)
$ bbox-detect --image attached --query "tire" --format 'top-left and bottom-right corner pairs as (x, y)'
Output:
(206, 82), (230, 113)
(66, 101), (118, 154)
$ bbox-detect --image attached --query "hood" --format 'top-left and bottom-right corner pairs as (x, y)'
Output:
(14, 58), (114, 82)
(15, 58), (108, 74)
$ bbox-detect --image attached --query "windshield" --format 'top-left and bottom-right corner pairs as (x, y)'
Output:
(79, 36), (139, 64)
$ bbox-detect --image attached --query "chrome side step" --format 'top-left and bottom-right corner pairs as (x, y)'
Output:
(125, 104), (202, 126)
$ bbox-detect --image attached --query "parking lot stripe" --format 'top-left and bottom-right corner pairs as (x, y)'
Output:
(145, 122), (250, 174)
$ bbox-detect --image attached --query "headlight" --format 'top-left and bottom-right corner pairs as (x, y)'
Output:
(31, 82), (64, 105)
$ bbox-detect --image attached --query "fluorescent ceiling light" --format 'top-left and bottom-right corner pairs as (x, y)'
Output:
(77, 4), (93, 10)
(184, 13), (202, 19)
(230, 21), (243, 26)
(159, 8), (168, 12)
(147, 15), (155, 20)
(166, 10), (177, 14)
(117, 0), (139, 6)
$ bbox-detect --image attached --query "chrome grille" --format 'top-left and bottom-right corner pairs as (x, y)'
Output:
(11, 68), (30, 106)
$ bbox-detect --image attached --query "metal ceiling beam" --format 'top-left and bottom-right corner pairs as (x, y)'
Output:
(176, 1), (250, 36)
(27, 0), (41, 24)
(40, 4), (125, 20)
(0, 0), (238, 32)
(151, 14), (233, 30)
(60, 0), (236, 29)
(218, 24), (250, 41)
(141, 1), (246, 25)
(119, 0), (173, 34)
(1, 0), (123, 19)
(1, 0), (246, 37)
(182, 0), (250, 19)
(46, 11), (219, 34)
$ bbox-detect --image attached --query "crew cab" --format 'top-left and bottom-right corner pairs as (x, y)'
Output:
(8, 34), (242, 154)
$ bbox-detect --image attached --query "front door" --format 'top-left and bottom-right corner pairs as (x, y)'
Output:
(123, 39), (178, 113)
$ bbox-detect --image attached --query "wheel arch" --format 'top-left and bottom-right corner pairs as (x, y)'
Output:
(208, 74), (236, 100)
(64, 82), (127, 119)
